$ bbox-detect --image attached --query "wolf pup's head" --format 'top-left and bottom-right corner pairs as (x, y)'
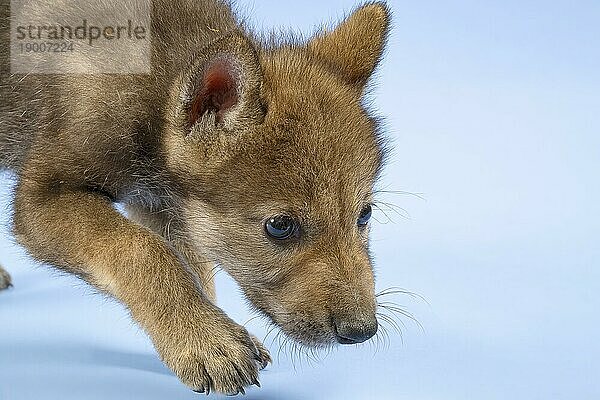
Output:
(165, 3), (391, 347)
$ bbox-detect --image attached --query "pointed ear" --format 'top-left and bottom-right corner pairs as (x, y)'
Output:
(307, 2), (391, 89)
(175, 33), (265, 132)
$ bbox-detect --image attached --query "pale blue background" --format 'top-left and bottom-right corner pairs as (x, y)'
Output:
(1, 0), (599, 399)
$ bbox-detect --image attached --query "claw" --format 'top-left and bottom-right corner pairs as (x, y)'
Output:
(257, 357), (270, 370)
(253, 379), (261, 388)
(193, 388), (205, 394)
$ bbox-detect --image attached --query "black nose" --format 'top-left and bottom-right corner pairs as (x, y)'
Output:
(333, 316), (378, 345)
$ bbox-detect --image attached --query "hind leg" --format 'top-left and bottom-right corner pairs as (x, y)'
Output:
(0, 265), (11, 290)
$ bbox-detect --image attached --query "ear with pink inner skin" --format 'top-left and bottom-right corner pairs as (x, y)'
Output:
(179, 33), (264, 131)
(189, 57), (241, 126)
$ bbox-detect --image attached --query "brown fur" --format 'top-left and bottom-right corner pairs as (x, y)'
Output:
(0, 264), (10, 289)
(0, 0), (391, 394)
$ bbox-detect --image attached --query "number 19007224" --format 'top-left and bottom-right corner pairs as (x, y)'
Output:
(18, 41), (75, 53)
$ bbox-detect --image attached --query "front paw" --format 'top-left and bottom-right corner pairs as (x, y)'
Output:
(155, 314), (271, 395)
(250, 334), (272, 371)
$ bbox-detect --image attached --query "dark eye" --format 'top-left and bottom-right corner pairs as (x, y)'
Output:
(265, 215), (297, 240)
(358, 204), (373, 227)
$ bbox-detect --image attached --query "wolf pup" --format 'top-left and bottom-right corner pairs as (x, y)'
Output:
(0, 0), (391, 394)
